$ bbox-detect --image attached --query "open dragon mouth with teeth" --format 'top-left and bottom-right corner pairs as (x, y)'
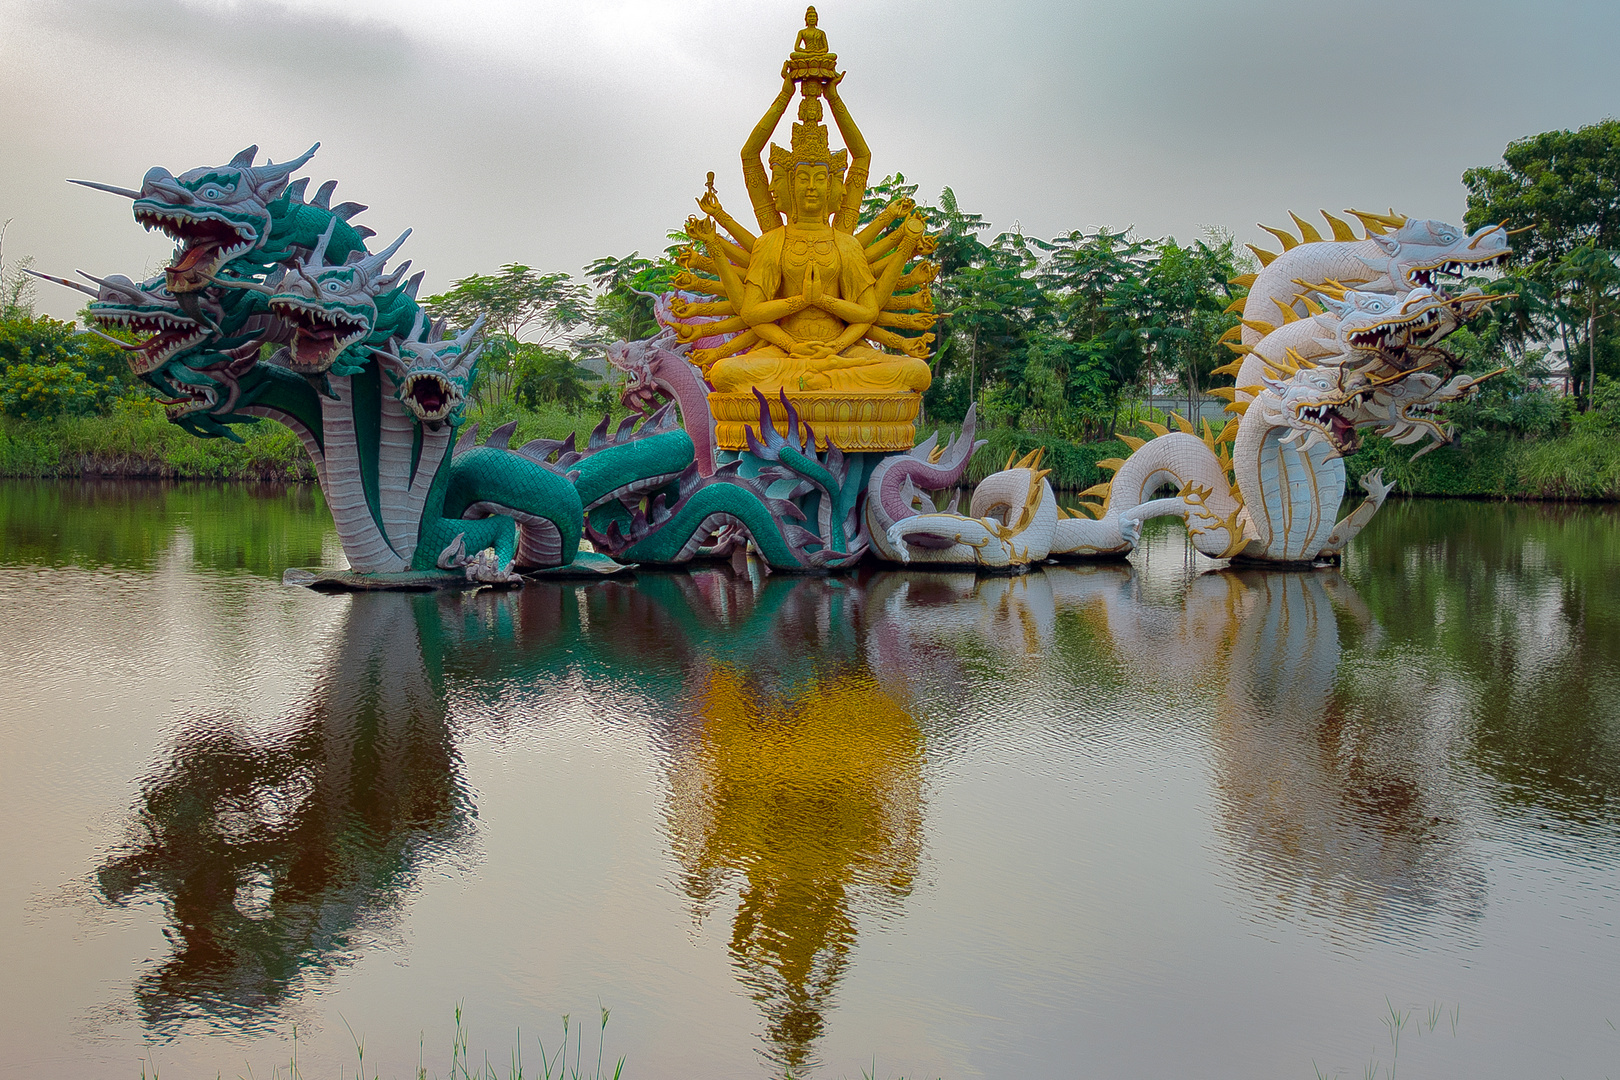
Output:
(155, 382), (217, 420)
(91, 310), (210, 375)
(134, 204), (256, 292)
(399, 371), (459, 422)
(1406, 253), (1508, 289)
(268, 297), (369, 372)
(1292, 401), (1360, 454)
(1345, 306), (1449, 362)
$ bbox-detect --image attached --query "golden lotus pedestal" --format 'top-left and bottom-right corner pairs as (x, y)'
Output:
(709, 391), (921, 453)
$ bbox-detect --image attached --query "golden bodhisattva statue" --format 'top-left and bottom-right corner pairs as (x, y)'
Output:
(674, 10), (940, 451)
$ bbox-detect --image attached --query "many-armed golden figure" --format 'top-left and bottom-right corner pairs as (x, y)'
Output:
(675, 14), (937, 407)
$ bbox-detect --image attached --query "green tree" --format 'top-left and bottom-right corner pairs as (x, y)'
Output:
(1554, 242), (1620, 406)
(1137, 234), (1245, 424)
(426, 265), (593, 411)
(511, 343), (599, 411)
(1464, 120), (1620, 401)
(0, 315), (139, 420)
(425, 264), (592, 347)
(584, 251), (679, 344)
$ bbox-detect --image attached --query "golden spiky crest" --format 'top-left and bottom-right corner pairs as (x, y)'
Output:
(1207, 386), (1239, 402)
(1295, 292), (1326, 315)
(1261, 355), (1293, 379)
(1012, 447), (1046, 472)
(1345, 208), (1409, 237)
(1288, 347), (1317, 369)
(1247, 245), (1279, 267)
(1097, 456), (1127, 472)
(1259, 224), (1299, 251)
(1212, 506), (1251, 558)
(1223, 341), (1254, 356)
(1074, 500), (1104, 520)
(1200, 417), (1218, 453)
(1297, 277), (1348, 301)
(1224, 297), (1246, 315)
(1210, 358), (1245, 378)
(1289, 212), (1324, 244)
(1230, 272), (1258, 289)
(1271, 298), (1302, 324)
(1217, 415), (1240, 444)
(1322, 211), (1358, 242)
(1241, 318), (1276, 336)
(1169, 411), (1196, 435)
(1141, 419), (1170, 438)
(927, 441), (946, 464)
(1226, 399), (1251, 416)
(1079, 481), (1112, 498)
(1218, 324), (1243, 343)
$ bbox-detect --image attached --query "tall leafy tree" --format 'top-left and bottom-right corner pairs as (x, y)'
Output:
(426, 265), (593, 410)
(1464, 120), (1620, 401)
(584, 251), (679, 344)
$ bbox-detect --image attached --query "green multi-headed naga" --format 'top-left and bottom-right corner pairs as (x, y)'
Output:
(58, 136), (932, 585)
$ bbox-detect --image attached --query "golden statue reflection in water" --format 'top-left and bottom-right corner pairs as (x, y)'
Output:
(657, 576), (925, 1077)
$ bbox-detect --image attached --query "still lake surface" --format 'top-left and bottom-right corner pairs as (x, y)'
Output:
(2, 480), (1619, 1079)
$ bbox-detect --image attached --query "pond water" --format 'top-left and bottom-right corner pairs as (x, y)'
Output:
(3, 481), (1619, 1079)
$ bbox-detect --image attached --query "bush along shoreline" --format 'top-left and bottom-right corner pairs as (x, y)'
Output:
(8, 401), (1620, 503)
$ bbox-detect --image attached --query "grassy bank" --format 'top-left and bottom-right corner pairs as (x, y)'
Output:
(913, 422), (1131, 491)
(0, 402), (317, 481)
(0, 399), (632, 483)
(9, 401), (1618, 503)
(1345, 431), (1620, 501)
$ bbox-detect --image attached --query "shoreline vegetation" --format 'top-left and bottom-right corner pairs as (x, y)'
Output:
(4, 400), (1620, 503)
(6, 118), (1618, 508)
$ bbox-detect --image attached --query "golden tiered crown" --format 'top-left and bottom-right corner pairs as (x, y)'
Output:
(770, 120), (848, 180)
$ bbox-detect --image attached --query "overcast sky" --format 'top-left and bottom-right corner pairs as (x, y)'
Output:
(3, 0), (1617, 322)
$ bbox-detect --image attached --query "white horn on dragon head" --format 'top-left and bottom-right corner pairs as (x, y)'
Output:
(66, 178), (142, 199)
(23, 268), (99, 298)
(249, 143), (320, 192)
(355, 229), (412, 276)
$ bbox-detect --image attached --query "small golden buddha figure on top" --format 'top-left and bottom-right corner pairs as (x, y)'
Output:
(673, 18), (938, 403)
(791, 7), (829, 57)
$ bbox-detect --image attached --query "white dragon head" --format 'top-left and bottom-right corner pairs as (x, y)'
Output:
(1363, 217), (1511, 291)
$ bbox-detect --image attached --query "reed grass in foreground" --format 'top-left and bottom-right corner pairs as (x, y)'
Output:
(129, 1003), (947, 1080)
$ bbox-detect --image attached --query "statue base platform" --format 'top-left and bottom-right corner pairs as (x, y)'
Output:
(787, 55), (838, 82)
(710, 390), (920, 452)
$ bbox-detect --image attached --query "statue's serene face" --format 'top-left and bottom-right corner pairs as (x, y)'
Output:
(792, 163), (831, 224)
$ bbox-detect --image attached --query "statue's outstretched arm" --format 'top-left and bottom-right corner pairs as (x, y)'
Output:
(823, 75), (870, 231)
(698, 190), (757, 251)
(743, 69), (796, 233)
(687, 217), (749, 310)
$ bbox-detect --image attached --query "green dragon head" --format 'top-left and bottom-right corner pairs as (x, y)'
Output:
(379, 312), (483, 429)
(263, 220), (412, 375)
(27, 268), (222, 375)
(71, 143), (319, 293)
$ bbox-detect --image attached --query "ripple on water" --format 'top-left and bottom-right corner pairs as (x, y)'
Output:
(3, 486), (1620, 1077)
